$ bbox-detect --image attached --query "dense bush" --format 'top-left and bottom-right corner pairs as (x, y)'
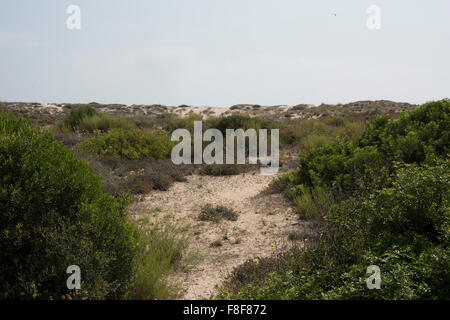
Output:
(288, 99), (449, 199)
(359, 99), (449, 161)
(219, 100), (450, 300)
(219, 162), (449, 299)
(0, 111), (139, 299)
(79, 128), (173, 160)
(62, 105), (99, 131)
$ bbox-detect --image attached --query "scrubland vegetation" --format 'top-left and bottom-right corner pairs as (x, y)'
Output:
(0, 99), (448, 299)
(0, 111), (137, 299)
(0, 108), (193, 299)
(218, 99), (449, 299)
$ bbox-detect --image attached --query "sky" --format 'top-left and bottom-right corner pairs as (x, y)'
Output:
(0, 0), (449, 106)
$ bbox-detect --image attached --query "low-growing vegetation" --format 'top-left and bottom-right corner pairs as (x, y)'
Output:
(219, 248), (305, 297)
(56, 105), (134, 133)
(130, 216), (196, 300)
(77, 153), (192, 197)
(199, 204), (239, 222)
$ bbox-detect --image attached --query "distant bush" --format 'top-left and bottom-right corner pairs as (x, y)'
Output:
(0, 111), (138, 299)
(158, 112), (203, 132)
(199, 204), (238, 222)
(77, 114), (134, 133)
(57, 106), (134, 133)
(62, 105), (99, 131)
(207, 114), (270, 134)
(219, 100), (450, 300)
(79, 128), (173, 160)
(322, 115), (347, 127)
(279, 116), (365, 151)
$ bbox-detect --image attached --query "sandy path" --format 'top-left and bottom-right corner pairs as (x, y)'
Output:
(132, 172), (307, 299)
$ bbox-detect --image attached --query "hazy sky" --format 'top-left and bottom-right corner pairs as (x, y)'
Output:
(0, 0), (449, 106)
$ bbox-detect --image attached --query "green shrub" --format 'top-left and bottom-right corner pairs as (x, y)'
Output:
(130, 217), (194, 300)
(220, 162), (449, 299)
(61, 105), (99, 131)
(77, 155), (192, 197)
(290, 99), (449, 197)
(293, 185), (335, 219)
(0, 111), (138, 299)
(301, 134), (333, 151)
(79, 128), (173, 160)
(199, 204), (239, 222)
(57, 106), (134, 133)
(279, 116), (365, 151)
(360, 99), (449, 161)
(76, 114), (134, 133)
(219, 100), (450, 300)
